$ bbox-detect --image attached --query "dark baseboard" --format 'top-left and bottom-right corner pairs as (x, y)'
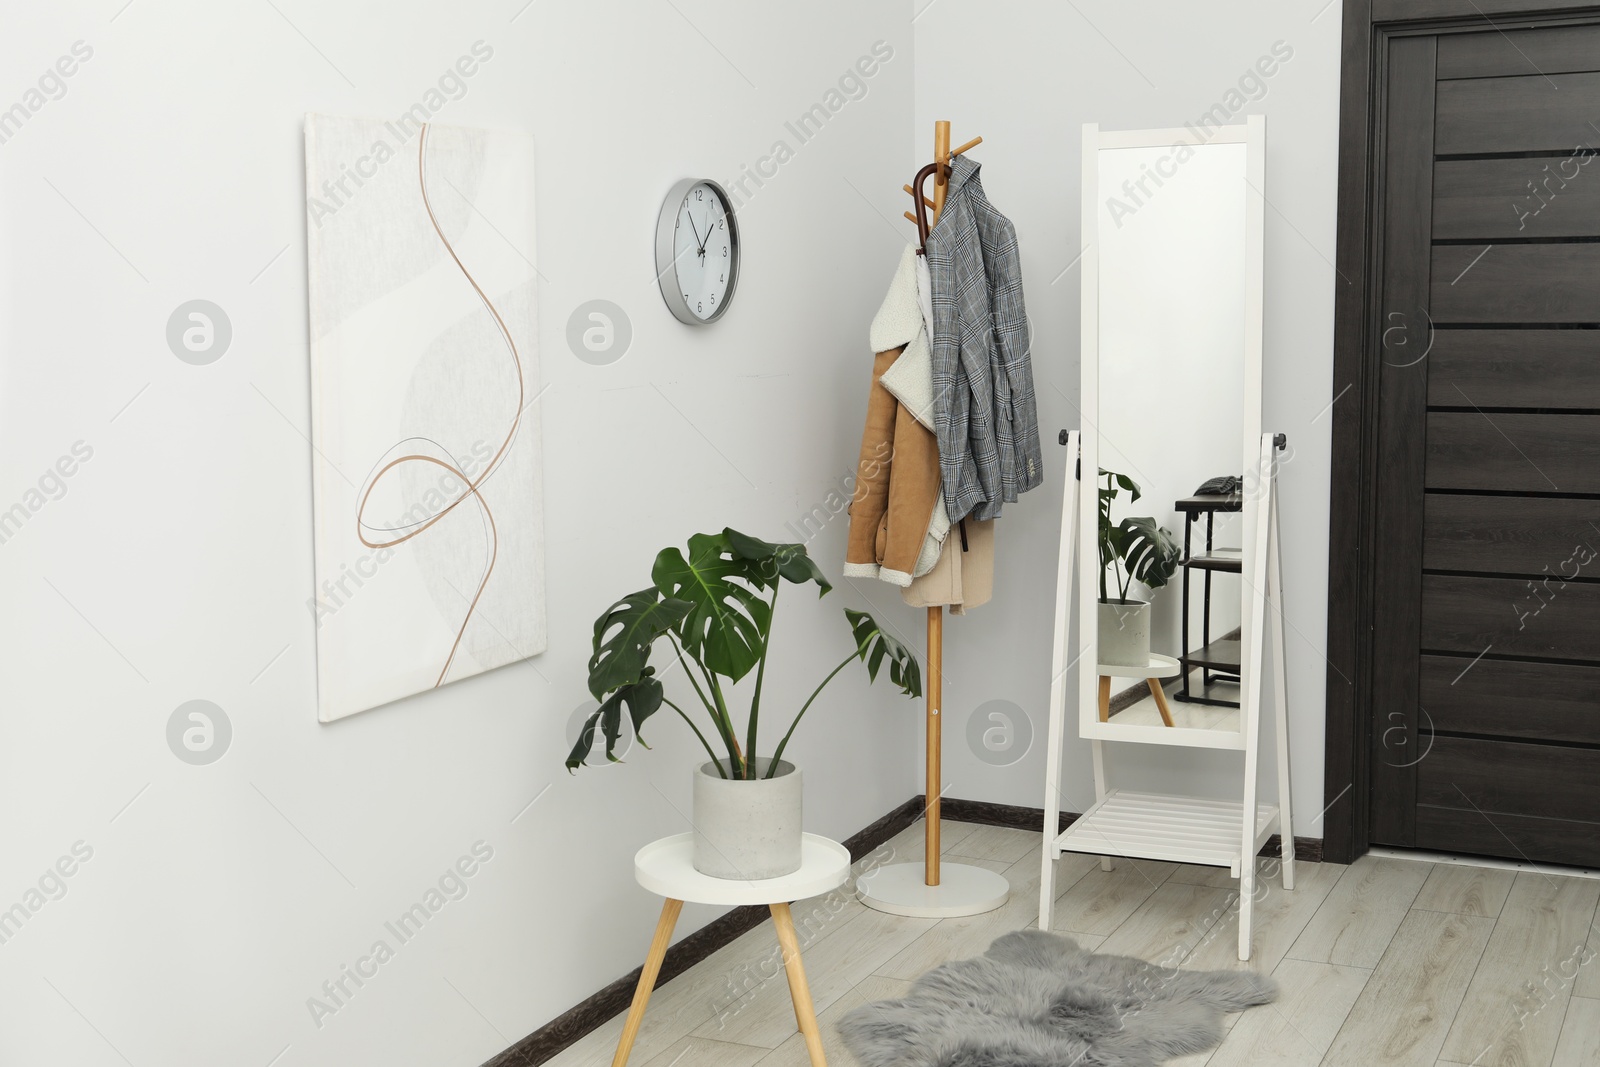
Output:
(482, 797), (923, 1067)
(841, 795), (928, 860)
(938, 795), (1070, 833)
(933, 794), (1324, 863)
(483, 792), (1320, 1066)
(1267, 834), (1324, 863)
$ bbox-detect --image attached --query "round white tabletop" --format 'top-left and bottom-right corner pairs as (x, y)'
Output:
(634, 832), (851, 907)
(1098, 652), (1182, 680)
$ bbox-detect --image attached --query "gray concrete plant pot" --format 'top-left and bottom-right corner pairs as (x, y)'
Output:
(692, 758), (803, 879)
(1098, 598), (1151, 667)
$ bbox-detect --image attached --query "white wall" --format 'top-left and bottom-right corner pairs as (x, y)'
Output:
(0, 3), (919, 1065)
(914, 2), (1342, 828)
(2, 4), (1348, 1063)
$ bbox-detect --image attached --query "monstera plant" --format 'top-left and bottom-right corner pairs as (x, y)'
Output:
(1098, 470), (1182, 667)
(1098, 470), (1182, 603)
(568, 528), (920, 879)
(567, 527), (919, 777)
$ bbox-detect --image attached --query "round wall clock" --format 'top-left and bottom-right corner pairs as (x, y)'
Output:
(654, 178), (740, 325)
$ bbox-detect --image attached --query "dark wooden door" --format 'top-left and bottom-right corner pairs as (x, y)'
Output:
(1369, 23), (1600, 866)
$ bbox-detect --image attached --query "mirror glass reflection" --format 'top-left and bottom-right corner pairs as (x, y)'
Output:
(1095, 141), (1248, 734)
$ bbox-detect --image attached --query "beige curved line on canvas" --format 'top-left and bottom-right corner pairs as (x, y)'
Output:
(353, 123), (526, 688)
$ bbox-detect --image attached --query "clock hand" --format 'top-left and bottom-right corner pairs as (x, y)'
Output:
(686, 212), (705, 255)
(698, 210), (716, 254)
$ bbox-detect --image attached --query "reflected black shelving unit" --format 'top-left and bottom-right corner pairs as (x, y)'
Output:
(1174, 493), (1242, 707)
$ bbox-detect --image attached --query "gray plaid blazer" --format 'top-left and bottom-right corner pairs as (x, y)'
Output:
(924, 155), (1043, 523)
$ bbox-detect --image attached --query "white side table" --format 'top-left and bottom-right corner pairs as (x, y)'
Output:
(612, 832), (851, 1067)
(1098, 652), (1182, 727)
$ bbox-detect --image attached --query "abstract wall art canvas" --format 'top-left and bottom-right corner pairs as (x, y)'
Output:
(304, 113), (544, 722)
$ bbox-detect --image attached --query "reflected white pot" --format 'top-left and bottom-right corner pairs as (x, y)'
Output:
(692, 758), (803, 880)
(1099, 599), (1151, 667)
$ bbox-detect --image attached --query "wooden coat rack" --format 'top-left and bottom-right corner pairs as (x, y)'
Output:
(856, 121), (1009, 919)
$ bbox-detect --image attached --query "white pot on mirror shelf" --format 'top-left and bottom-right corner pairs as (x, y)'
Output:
(692, 758), (803, 879)
(1098, 598), (1151, 667)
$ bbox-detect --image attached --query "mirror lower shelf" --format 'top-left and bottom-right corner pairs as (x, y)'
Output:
(1051, 790), (1279, 870)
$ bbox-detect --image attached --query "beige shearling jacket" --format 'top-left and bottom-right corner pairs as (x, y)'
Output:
(844, 247), (950, 587)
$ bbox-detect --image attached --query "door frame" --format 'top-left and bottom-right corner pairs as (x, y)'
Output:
(1323, 0), (1600, 863)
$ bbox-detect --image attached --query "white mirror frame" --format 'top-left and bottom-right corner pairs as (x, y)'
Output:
(1075, 116), (1266, 750)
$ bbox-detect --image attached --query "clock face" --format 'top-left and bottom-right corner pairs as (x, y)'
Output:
(656, 179), (739, 325)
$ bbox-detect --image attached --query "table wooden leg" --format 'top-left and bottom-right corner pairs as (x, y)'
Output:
(1098, 675), (1111, 722)
(771, 902), (827, 1067)
(611, 898), (683, 1067)
(1147, 678), (1176, 727)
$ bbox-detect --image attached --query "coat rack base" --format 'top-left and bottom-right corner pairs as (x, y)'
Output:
(856, 862), (1009, 918)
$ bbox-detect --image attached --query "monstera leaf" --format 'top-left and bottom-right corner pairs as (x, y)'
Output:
(1097, 469), (1140, 576)
(1098, 470), (1179, 602)
(724, 528), (832, 595)
(652, 531), (772, 682)
(1108, 516), (1182, 594)
(566, 669), (664, 771)
(844, 608), (921, 698)
(587, 588), (692, 701)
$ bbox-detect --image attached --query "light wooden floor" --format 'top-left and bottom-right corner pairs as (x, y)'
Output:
(1108, 678), (1239, 732)
(545, 820), (1600, 1067)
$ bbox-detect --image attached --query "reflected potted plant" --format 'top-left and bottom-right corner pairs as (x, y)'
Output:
(1098, 470), (1182, 667)
(567, 528), (920, 880)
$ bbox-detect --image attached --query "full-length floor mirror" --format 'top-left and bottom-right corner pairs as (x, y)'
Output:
(1079, 117), (1264, 750)
(1041, 116), (1295, 962)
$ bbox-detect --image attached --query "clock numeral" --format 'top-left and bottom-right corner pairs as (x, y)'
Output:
(695, 189), (703, 201)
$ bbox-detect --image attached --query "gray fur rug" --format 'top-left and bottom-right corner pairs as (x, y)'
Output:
(839, 929), (1277, 1066)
